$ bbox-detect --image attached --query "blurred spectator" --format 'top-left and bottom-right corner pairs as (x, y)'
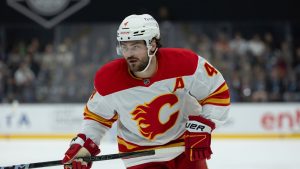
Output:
(229, 32), (248, 56)
(56, 44), (74, 69)
(35, 43), (56, 101)
(196, 34), (213, 61)
(14, 58), (36, 102)
(251, 65), (268, 102)
(27, 52), (40, 77)
(248, 34), (266, 57)
(267, 66), (285, 101)
(41, 43), (56, 70)
(213, 31), (230, 59)
(228, 71), (242, 102)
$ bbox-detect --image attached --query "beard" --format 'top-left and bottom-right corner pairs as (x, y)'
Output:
(127, 56), (149, 72)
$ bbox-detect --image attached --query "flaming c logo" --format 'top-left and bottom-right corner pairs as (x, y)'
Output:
(131, 94), (179, 140)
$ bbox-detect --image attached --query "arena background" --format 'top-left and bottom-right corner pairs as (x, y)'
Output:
(0, 0), (300, 169)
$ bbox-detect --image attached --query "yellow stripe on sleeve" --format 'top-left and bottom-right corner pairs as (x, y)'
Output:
(84, 106), (118, 128)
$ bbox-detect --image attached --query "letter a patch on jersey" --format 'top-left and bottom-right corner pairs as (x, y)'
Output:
(173, 77), (185, 92)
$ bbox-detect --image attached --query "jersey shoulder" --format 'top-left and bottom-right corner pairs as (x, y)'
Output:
(94, 48), (200, 96)
(157, 48), (199, 78)
(94, 58), (133, 96)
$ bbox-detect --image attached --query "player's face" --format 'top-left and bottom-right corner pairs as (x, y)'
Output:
(120, 41), (149, 72)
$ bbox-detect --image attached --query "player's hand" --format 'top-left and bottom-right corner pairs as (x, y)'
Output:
(184, 116), (215, 161)
(64, 158), (89, 169)
(62, 133), (100, 169)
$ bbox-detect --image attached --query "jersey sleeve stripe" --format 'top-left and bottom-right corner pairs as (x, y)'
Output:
(200, 98), (230, 106)
(117, 136), (139, 151)
(199, 82), (230, 106)
(207, 82), (228, 97)
(83, 106), (118, 128)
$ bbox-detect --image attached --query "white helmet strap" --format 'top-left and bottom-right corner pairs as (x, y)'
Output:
(138, 46), (158, 73)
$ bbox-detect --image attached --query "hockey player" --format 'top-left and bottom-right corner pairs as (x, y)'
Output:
(62, 14), (230, 169)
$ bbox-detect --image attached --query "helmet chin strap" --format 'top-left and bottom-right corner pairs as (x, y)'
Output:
(138, 47), (158, 73)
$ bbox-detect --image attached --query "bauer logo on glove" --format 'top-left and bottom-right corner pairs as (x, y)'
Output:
(186, 120), (212, 133)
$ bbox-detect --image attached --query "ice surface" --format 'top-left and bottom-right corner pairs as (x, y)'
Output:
(0, 139), (299, 169)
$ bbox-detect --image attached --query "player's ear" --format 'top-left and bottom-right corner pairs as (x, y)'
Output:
(150, 39), (157, 52)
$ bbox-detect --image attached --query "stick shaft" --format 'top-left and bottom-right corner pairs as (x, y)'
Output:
(0, 150), (155, 169)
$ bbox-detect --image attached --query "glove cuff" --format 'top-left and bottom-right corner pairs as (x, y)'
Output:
(75, 133), (100, 156)
(70, 133), (86, 146)
(188, 116), (215, 130)
(83, 137), (100, 156)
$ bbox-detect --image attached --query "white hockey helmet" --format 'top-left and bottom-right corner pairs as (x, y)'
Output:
(117, 14), (160, 55)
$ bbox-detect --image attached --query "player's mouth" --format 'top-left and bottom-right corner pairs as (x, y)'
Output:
(127, 58), (138, 64)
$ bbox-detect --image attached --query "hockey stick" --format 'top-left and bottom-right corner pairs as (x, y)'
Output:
(0, 146), (184, 169)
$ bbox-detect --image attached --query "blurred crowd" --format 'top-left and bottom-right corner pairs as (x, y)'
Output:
(0, 22), (299, 103)
(191, 31), (300, 102)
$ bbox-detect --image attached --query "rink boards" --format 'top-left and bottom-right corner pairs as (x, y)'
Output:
(0, 103), (299, 140)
